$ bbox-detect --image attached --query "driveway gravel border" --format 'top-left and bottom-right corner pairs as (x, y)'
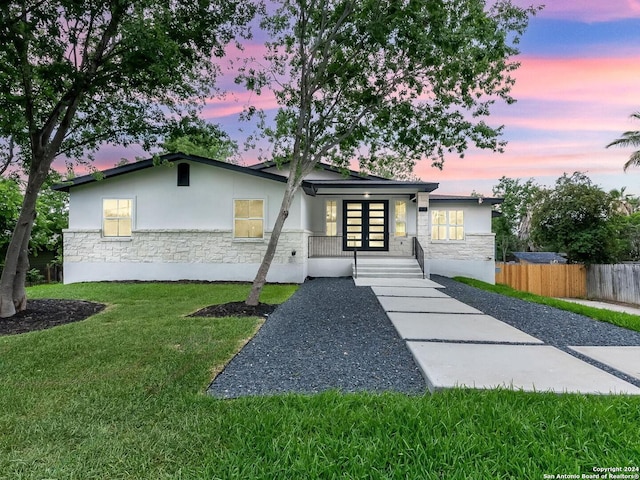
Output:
(208, 277), (427, 398)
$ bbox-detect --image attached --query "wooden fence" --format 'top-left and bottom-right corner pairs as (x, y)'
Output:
(587, 264), (640, 306)
(495, 263), (587, 298)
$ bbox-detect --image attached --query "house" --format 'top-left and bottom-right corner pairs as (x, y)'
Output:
(53, 153), (501, 284)
(512, 252), (567, 265)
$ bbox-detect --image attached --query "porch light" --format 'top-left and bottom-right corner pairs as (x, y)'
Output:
(364, 192), (370, 198)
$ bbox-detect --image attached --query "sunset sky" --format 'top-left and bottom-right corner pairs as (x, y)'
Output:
(84, 1), (640, 197)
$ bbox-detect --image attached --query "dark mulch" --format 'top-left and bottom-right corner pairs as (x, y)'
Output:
(190, 301), (277, 318)
(0, 299), (106, 336)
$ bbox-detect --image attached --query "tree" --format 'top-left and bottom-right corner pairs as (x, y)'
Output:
(240, 0), (538, 305)
(530, 172), (623, 264)
(0, 178), (23, 258)
(619, 212), (640, 261)
(0, 174), (68, 265)
(491, 176), (540, 260)
(0, 0), (254, 317)
(162, 117), (239, 163)
(607, 112), (640, 171)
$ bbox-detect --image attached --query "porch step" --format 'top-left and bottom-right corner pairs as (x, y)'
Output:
(353, 258), (424, 278)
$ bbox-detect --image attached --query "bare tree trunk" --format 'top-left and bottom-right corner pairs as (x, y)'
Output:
(246, 176), (300, 306)
(0, 173), (45, 318)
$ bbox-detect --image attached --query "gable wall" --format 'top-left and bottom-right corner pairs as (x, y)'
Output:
(68, 161), (305, 231)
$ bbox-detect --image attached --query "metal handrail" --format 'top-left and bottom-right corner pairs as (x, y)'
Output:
(413, 237), (425, 279)
(353, 248), (358, 278)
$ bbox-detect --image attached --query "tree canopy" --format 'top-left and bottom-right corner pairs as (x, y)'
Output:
(491, 176), (540, 261)
(530, 172), (623, 264)
(162, 117), (239, 163)
(240, 0), (538, 304)
(0, 0), (255, 317)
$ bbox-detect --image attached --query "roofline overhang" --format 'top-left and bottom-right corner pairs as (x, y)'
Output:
(301, 180), (439, 197)
(429, 196), (503, 205)
(52, 152), (289, 192)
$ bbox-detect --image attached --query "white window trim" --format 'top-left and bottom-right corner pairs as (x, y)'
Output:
(430, 209), (465, 242)
(102, 197), (134, 240)
(325, 199), (338, 236)
(233, 198), (265, 241)
(394, 200), (407, 237)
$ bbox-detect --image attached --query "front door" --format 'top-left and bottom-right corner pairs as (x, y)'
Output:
(343, 200), (389, 251)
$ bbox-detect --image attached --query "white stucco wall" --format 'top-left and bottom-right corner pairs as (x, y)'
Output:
(418, 199), (497, 284)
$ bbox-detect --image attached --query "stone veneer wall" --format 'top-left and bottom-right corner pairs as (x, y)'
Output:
(63, 229), (307, 265)
(427, 233), (495, 261)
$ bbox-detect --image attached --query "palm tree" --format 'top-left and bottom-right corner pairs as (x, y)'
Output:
(607, 112), (640, 171)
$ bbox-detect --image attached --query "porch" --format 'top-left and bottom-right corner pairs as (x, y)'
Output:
(307, 235), (426, 279)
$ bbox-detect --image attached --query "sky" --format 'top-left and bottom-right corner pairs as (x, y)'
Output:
(85, 0), (640, 197)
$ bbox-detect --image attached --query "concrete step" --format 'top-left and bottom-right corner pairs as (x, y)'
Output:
(356, 271), (425, 278)
(357, 265), (422, 271)
(356, 258), (419, 266)
(352, 258), (424, 279)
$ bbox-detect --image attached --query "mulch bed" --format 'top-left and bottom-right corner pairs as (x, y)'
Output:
(190, 301), (277, 318)
(0, 299), (106, 336)
(0, 298), (275, 337)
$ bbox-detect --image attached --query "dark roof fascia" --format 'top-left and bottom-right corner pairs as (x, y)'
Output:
(301, 179), (439, 197)
(250, 160), (388, 180)
(430, 195), (503, 205)
(52, 153), (288, 192)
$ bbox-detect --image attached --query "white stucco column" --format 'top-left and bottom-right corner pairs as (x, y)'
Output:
(416, 192), (430, 276)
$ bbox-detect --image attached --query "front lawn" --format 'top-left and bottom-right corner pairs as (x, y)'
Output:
(1, 282), (638, 479)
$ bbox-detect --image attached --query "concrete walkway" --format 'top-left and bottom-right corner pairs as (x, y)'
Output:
(354, 276), (640, 395)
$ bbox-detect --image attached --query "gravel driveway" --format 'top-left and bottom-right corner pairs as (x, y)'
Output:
(208, 276), (640, 398)
(208, 277), (427, 398)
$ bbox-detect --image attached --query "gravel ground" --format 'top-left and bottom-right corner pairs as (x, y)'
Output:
(209, 276), (640, 398)
(432, 275), (640, 387)
(208, 277), (427, 398)
(431, 275), (640, 347)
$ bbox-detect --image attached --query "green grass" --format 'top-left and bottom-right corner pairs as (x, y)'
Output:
(1, 282), (639, 479)
(453, 276), (640, 333)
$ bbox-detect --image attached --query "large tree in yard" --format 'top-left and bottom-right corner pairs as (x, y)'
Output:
(530, 172), (623, 264)
(242, 0), (538, 305)
(491, 176), (540, 261)
(0, 0), (254, 317)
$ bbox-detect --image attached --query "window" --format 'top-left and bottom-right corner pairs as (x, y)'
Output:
(431, 209), (464, 241)
(234, 199), (264, 239)
(395, 200), (407, 237)
(103, 199), (132, 237)
(325, 200), (337, 236)
(177, 163), (190, 186)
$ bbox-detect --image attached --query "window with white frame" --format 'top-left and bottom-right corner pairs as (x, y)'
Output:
(325, 200), (337, 236)
(234, 199), (264, 239)
(394, 200), (407, 237)
(431, 209), (464, 241)
(103, 199), (133, 237)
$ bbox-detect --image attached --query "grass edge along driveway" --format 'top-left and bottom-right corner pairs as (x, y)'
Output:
(1, 282), (639, 479)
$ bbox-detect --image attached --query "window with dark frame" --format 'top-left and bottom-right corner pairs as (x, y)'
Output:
(177, 163), (190, 186)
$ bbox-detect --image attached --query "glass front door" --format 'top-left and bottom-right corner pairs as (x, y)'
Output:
(343, 200), (389, 251)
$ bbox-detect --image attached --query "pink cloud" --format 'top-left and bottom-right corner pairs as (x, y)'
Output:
(510, 0), (640, 22)
(512, 55), (640, 104)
